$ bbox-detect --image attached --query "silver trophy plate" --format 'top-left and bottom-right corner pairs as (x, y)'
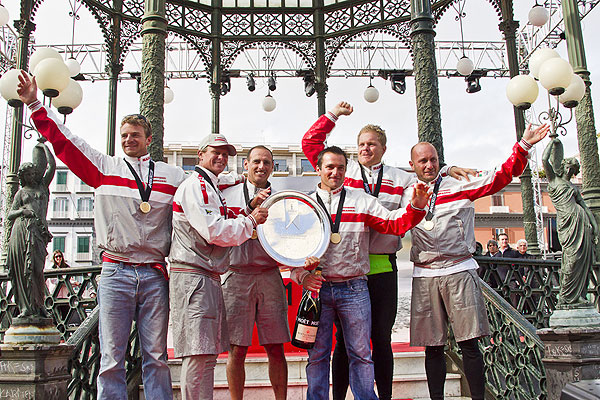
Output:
(257, 190), (331, 267)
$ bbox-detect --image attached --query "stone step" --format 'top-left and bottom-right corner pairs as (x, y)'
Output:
(141, 349), (465, 399)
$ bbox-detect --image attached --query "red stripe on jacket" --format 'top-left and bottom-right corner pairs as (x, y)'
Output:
(302, 115), (335, 169)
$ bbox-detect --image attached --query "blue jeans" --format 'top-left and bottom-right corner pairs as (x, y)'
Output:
(306, 278), (377, 400)
(97, 262), (172, 400)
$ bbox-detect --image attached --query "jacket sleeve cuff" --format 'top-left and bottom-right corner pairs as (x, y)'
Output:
(247, 214), (258, 228)
(408, 202), (427, 212)
(28, 100), (43, 113)
(325, 111), (338, 123)
(518, 139), (533, 152)
(290, 268), (310, 285)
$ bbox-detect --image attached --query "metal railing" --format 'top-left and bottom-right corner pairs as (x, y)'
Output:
(445, 256), (587, 399)
(0, 266), (142, 400)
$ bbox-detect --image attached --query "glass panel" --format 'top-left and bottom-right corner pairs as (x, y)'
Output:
(492, 193), (504, 207)
(254, 0), (267, 6)
(54, 197), (69, 212)
(53, 236), (65, 252)
(56, 171), (67, 185)
(269, 0), (282, 6)
(77, 237), (90, 253)
(301, 159), (315, 172)
(77, 198), (94, 212)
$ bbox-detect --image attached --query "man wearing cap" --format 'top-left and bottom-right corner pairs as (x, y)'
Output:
(403, 123), (549, 400)
(302, 101), (474, 400)
(17, 71), (185, 399)
(221, 145), (290, 400)
(169, 134), (269, 400)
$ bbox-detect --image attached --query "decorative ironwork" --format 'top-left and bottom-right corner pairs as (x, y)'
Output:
(0, 267), (142, 399)
(448, 279), (547, 399)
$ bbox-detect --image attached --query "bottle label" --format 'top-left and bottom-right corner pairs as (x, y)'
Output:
(294, 323), (318, 342)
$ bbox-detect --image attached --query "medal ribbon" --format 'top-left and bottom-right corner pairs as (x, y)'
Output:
(316, 188), (346, 235)
(124, 159), (154, 205)
(243, 181), (271, 207)
(360, 165), (384, 197)
(195, 166), (228, 219)
(425, 175), (443, 222)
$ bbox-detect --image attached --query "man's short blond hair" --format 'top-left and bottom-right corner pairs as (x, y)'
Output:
(357, 124), (387, 147)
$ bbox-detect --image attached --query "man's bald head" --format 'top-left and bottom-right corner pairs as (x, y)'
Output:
(409, 142), (440, 183)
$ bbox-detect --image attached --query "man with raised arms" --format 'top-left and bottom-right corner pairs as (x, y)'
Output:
(292, 145), (430, 400)
(168, 134), (269, 400)
(17, 71), (184, 399)
(403, 123), (549, 400)
(221, 145), (290, 400)
(302, 101), (474, 400)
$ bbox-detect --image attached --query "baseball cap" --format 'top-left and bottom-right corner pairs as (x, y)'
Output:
(199, 133), (237, 156)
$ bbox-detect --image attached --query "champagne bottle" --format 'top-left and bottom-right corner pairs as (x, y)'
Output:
(291, 267), (322, 349)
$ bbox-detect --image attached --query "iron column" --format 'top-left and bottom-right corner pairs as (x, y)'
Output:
(140, 0), (167, 161)
(410, 0), (444, 164)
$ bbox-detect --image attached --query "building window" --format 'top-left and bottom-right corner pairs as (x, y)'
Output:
(76, 236), (90, 261)
(492, 193), (504, 207)
(56, 171), (68, 191)
(79, 179), (92, 192)
(53, 197), (69, 218)
(77, 197), (94, 217)
(182, 157), (196, 171)
(274, 159), (288, 172)
(53, 236), (66, 252)
(301, 159), (315, 173)
(494, 228), (506, 240)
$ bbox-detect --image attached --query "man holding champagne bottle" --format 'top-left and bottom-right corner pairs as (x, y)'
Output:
(291, 146), (430, 400)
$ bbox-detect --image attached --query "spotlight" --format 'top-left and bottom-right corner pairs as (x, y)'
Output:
(220, 73), (231, 96)
(246, 74), (256, 92)
(466, 76), (481, 93)
(390, 73), (406, 95)
(297, 70), (316, 97)
(378, 70), (411, 95)
(268, 74), (276, 91)
(465, 70), (487, 94)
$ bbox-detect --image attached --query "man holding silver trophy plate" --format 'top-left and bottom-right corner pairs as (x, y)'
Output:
(287, 145), (431, 400)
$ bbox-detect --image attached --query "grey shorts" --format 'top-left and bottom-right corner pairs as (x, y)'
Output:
(410, 269), (490, 347)
(222, 268), (290, 346)
(170, 266), (229, 357)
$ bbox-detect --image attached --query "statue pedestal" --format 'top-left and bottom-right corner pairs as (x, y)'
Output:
(0, 343), (74, 399)
(3, 317), (61, 345)
(537, 326), (600, 400)
(549, 304), (600, 328)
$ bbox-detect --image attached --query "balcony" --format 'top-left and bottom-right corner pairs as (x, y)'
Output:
(77, 211), (94, 219)
(53, 211), (70, 219)
(55, 184), (68, 192)
(75, 252), (91, 262)
(489, 206), (510, 213)
(78, 182), (93, 192)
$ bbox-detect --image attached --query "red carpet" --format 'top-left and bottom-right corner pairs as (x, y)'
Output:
(167, 342), (424, 360)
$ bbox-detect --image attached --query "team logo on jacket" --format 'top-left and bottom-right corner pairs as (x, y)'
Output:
(205, 209), (213, 215)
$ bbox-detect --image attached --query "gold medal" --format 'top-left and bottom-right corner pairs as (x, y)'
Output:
(140, 201), (151, 213)
(251, 229), (258, 240)
(330, 232), (341, 244)
(423, 220), (434, 231)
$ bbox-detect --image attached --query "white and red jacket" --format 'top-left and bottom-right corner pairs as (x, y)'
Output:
(222, 180), (278, 274)
(28, 102), (186, 264)
(402, 141), (532, 271)
(302, 113), (415, 254)
(169, 167), (257, 276)
(290, 185), (425, 284)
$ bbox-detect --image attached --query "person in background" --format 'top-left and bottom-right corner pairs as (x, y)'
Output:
(485, 240), (500, 257)
(516, 239), (534, 259)
(498, 232), (520, 258)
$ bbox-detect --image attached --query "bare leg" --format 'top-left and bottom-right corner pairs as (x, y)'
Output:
(264, 343), (288, 400)
(226, 345), (248, 400)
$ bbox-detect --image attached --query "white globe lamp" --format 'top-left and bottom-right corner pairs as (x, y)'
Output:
(53, 79), (83, 115)
(65, 58), (81, 77)
(456, 56), (475, 76)
(164, 86), (175, 104)
(528, 5), (550, 27)
(558, 74), (586, 108)
(539, 57), (574, 96)
(529, 48), (560, 80)
(506, 74), (539, 110)
(0, 5), (9, 27)
(0, 69), (28, 107)
(363, 85), (379, 103)
(29, 48), (62, 75)
(262, 94), (276, 112)
(34, 58), (71, 98)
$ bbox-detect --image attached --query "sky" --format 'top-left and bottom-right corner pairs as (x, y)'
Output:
(1, 0), (599, 171)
